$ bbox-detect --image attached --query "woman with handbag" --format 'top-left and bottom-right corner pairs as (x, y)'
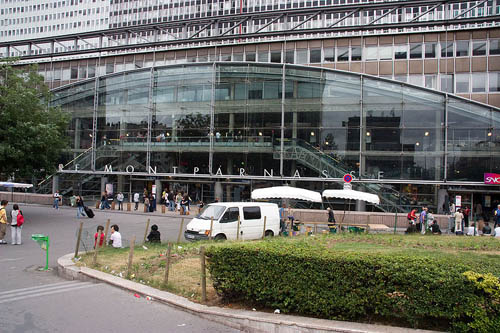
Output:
(10, 204), (23, 245)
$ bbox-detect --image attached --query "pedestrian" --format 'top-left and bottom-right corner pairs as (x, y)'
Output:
(482, 222), (492, 235)
(168, 191), (175, 211)
(0, 200), (8, 244)
(109, 224), (122, 248)
(76, 195), (85, 218)
(133, 192), (140, 210)
(100, 191), (109, 210)
(94, 225), (104, 249)
(116, 192), (124, 210)
(53, 190), (60, 209)
(10, 204), (23, 245)
(146, 224), (161, 243)
(144, 196), (150, 212)
(151, 193), (157, 212)
(464, 206), (470, 228)
(175, 192), (183, 212)
(419, 207), (428, 234)
(143, 188), (148, 203)
(327, 207), (336, 232)
(494, 204), (500, 229)
(454, 208), (464, 235)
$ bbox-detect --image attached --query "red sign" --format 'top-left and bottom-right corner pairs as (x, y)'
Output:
(484, 173), (500, 184)
(343, 174), (353, 183)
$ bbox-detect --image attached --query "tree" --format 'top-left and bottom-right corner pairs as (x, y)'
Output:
(0, 60), (70, 180)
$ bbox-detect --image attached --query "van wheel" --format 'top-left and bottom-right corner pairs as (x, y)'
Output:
(265, 230), (274, 237)
(214, 234), (227, 241)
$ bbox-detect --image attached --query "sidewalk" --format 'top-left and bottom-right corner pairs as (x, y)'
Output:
(58, 253), (438, 333)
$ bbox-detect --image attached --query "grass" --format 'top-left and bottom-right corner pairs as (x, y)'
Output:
(77, 233), (500, 305)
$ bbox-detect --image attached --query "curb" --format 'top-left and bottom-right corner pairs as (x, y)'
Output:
(58, 253), (437, 333)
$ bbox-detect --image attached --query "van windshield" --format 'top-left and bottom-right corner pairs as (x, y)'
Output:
(198, 205), (226, 220)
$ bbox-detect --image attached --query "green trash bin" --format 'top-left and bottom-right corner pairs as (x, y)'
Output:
(348, 226), (365, 234)
(31, 234), (49, 270)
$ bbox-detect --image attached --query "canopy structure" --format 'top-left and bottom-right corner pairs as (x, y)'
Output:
(322, 184), (380, 205)
(251, 186), (322, 203)
(0, 182), (33, 189)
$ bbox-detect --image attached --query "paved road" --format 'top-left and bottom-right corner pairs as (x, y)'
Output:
(0, 205), (239, 333)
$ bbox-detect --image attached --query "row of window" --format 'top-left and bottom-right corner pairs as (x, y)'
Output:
(1, 19), (109, 37)
(1, 6), (107, 27)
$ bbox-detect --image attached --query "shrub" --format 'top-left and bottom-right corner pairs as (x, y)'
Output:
(206, 239), (499, 331)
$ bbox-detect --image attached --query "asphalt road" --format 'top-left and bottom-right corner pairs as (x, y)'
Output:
(0, 205), (239, 333)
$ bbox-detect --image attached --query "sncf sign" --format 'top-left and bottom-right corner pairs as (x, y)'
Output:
(484, 173), (500, 184)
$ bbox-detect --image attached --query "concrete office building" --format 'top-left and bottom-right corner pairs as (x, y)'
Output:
(2, 0), (500, 213)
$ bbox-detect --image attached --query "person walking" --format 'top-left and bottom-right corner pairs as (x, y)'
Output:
(53, 191), (60, 209)
(168, 191), (175, 211)
(494, 204), (500, 229)
(10, 204), (23, 245)
(133, 192), (140, 211)
(0, 200), (9, 244)
(454, 208), (464, 235)
(419, 207), (428, 234)
(117, 192), (124, 210)
(76, 195), (85, 218)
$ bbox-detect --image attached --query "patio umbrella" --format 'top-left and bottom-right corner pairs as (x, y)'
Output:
(251, 186), (322, 203)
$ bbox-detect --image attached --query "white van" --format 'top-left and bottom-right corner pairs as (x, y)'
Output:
(184, 202), (280, 241)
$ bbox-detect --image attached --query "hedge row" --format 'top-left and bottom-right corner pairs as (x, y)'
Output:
(206, 239), (500, 332)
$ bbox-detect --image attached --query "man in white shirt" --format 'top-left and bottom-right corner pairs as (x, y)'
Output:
(116, 192), (124, 210)
(53, 191), (60, 210)
(133, 192), (140, 211)
(109, 224), (122, 248)
(493, 225), (500, 238)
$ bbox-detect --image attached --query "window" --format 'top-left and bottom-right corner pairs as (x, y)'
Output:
(243, 206), (261, 220)
(472, 73), (486, 92)
(490, 39), (500, 55)
(425, 43), (436, 58)
(324, 48), (334, 62)
(440, 74), (453, 93)
(455, 73), (470, 93)
(364, 46), (377, 60)
(106, 63), (114, 74)
(490, 72), (500, 92)
(245, 52), (256, 62)
(296, 49), (307, 64)
(455, 41), (469, 57)
(410, 43), (422, 59)
(440, 42), (453, 58)
(70, 67), (78, 79)
(337, 47), (348, 61)
(394, 45), (407, 59)
(425, 75), (437, 89)
(258, 51), (268, 62)
(270, 51), (281, 63)
(310, 49), (321, 63)
(409, 75), (423, 86)
(379, 46), (392, 60)
(285, 50), (294, 64)
(472, 41), (486, 56)
(220, 207), (239, 223)
(351, 47), (361, 61)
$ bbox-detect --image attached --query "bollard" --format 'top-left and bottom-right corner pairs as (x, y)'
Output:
(127, 236), (136, 278)
(103, 219), (110, 247)
(163, 243), (172, 285)
(200, 246), (207, 303)
(262, 216), (267, 239)
(177, 218), (184, 244)
(95, 201), (100, 209)
(111, 201), (116, 210)
(127, 202), (131, 211)
(161, 205), (165, 214)
(143, 204), (147, 213)
(74, 222), (84, 258)
(209, 217), (214, 240)
(236, 215), (241, 240)
(394, 212), (398, 234)
(143, 219), (150, 244)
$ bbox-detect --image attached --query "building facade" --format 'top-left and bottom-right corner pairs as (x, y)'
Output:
(3, 0), (500, 213)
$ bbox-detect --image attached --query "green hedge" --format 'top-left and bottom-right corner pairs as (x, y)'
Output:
(206, 239), (500, 332)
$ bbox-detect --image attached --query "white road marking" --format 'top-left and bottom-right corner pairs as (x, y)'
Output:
(0, 283), (100, 304)
(0, 258), (24, 263)
(0, 281), (79, 296)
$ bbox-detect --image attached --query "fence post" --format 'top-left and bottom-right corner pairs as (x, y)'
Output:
(177, 218), (184, 244)
(314, 223), (317, 235)
(127, 236), (136, 278)
(262, 216), (267, 239)
(236, 215), (241, 240)
(163, 242), (172, 285)
(393, 212), (398, 234)
(103, 219), (110, 247)
(200, 246), (207, 303)
(92, 230), (102, 267)
(366, 214), (370, 233)
(74, 222), (84, 258)
(143, 218), (150, 244)
(209, 217), (214, 240)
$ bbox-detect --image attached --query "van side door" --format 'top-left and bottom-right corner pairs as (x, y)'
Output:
(219, 207), (240, 240)
(241, 206), (262, 240)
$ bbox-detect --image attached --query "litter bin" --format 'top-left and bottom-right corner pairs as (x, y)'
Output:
(31, 234), (49, 270)
(348, 226), (365, 233)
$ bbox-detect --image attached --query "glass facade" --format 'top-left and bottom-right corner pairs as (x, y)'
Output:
(51, 62), (500, 211)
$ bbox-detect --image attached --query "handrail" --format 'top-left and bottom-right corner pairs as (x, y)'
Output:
(37, 147), (93, 187)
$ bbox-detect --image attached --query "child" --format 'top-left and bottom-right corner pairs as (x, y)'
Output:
(146, 224), (161, 243)
(109, 224), (122, 248)
(10, 204), (22, 245)
(94, 225), (105, 248)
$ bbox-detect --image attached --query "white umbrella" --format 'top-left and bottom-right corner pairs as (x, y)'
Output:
(0, 182), (33, 189)
(251, 186), (322, 203)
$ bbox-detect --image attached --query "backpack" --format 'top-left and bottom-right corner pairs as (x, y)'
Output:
(17, 210), (24, 227)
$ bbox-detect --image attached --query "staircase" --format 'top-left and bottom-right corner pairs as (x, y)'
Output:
(275, 139), (412, 213)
